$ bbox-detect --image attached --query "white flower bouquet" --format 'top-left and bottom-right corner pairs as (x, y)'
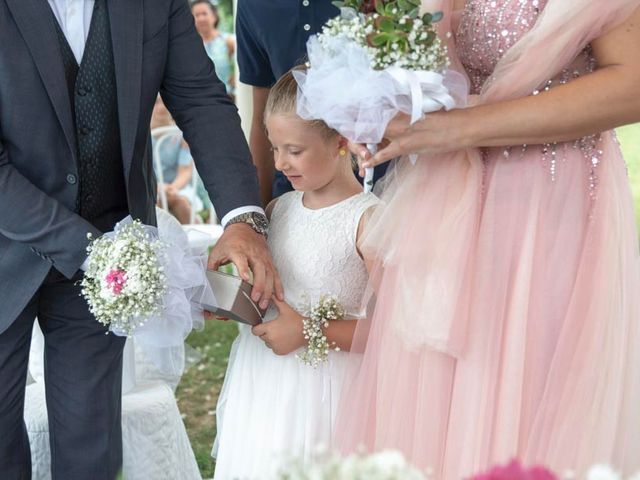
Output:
(278, 449), (427, 480)
(81, 219), (167, 335)
(80, 213), (215, 376)
(294, 0), (468, 190)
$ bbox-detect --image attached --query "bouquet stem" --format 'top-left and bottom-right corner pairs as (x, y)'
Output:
(364, 143), (377, 193)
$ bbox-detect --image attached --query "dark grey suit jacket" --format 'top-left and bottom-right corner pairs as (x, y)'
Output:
(0, 0), (261, 331)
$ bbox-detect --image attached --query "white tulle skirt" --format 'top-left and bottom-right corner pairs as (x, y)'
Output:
(212, 320), (350, 480)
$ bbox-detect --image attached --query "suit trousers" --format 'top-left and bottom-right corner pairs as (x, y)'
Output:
(0, 269), (126, 480)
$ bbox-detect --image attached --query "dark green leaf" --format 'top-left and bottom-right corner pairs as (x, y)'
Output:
(384, 2), (396, 16)
(397, 0), (413, 12)
(424, 30), (437, 46)
(422, 12), (433, 23)
(375, 0), (386, 15)
(377, 16), (395, 32)
(370, 32), (392, 46)
(398, 19), (413, 32)
(408, 6), (420, 18)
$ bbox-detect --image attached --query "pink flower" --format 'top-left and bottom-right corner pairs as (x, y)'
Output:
(105, 269), (127, 295)
(470, 460), (558, 480)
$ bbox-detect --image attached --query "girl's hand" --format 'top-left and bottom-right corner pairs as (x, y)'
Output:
(251, 298), (306, 355)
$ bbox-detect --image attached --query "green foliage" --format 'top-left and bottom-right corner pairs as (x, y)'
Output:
(329, 0), (446, 69)
(618, 124), (640, 227)
(333, 0), (423, 17)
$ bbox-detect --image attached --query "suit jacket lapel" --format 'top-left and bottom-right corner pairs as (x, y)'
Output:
(6, 0), (78, 164)
(109, 0), (143, 182)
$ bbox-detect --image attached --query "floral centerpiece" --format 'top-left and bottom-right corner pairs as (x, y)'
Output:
(294, 0), (467, 190)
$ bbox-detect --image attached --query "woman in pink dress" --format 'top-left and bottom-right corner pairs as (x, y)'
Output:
(335, 0), (640, 477)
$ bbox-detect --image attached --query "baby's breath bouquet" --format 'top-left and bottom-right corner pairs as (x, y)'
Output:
(325, 0), (449, 72)
(297, 294), (345, 367)
(81, 219), (167, 335)
(80, 212), (215, 360)
(294, 0), (467, 190)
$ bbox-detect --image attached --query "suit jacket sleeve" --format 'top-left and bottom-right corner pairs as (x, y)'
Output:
(0, 134), (101, 279)
(160, 0), (261, 219)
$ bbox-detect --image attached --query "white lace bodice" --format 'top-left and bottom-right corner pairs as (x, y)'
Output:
(267, 191), (380, 318)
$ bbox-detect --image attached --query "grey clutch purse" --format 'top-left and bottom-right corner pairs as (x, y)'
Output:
(201, 270), (267, 326)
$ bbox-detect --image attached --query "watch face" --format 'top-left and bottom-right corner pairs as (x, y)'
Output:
(251, 213), (269, 232)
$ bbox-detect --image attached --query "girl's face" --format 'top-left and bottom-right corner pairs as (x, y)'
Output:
(266, 114), (346, 192)
(192, 4), (217, 35)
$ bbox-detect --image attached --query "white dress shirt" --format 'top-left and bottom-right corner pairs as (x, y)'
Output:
(47, 0), (95, 64)
(47, 0), (264, 232)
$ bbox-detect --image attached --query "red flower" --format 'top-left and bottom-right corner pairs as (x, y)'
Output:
(470, 460), (558, 480)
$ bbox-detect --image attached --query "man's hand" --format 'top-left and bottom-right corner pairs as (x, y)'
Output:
(251, 299), (305, 355)
(207, 223), (283, 309)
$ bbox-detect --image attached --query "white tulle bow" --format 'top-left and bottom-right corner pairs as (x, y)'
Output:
(295, 35), (468, 191)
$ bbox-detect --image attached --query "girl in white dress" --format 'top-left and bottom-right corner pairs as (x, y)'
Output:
(212, 69), (380, 480)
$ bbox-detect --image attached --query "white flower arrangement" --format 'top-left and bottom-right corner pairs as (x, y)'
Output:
(81, 219), (167, 335)
(295, 0), (466, 192)
(318, 3), (449, 72)
(278, 449), (427, 480)
(296, 294), (345, 367)
(280, 456), (640, 480)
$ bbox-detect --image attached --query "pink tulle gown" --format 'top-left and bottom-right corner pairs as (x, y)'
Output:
(334, 0), (640, 478)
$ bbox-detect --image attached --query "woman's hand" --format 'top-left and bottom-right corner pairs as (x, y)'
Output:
(251, 298), (306, 355)
(375, 110), (472, 168)
(350, 110), (473, 174)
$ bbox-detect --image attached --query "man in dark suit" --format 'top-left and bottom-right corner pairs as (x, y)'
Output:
(0, 0), (280, 478)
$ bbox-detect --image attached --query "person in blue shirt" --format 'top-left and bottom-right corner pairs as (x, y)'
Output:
(150, 96), (208, 224)
(192, 0), (236, 98)
(236, 0), (386, 206)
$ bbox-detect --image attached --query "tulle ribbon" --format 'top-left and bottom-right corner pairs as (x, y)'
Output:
(295, 34), (468, 192)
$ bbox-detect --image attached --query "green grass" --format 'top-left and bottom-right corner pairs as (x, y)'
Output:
(176, 124), (640, 479)
(618, 124), (640, 221)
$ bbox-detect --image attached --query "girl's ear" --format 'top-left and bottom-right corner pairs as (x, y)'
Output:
(338, 136), (349, 150)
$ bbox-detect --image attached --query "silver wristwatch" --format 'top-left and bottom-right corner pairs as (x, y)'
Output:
(225, 211), (269, 238)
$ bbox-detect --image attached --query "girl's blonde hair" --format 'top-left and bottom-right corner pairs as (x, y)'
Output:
(264, 66), (338, 140)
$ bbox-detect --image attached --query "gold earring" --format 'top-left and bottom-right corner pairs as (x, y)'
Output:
(339, 148), (347, 156)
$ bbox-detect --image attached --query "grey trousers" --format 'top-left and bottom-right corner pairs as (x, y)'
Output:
(0, 269), (126, 480)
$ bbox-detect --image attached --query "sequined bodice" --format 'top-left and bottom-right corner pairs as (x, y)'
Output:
(456, 0), (595, 94)
(455, 0), (604, 196)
